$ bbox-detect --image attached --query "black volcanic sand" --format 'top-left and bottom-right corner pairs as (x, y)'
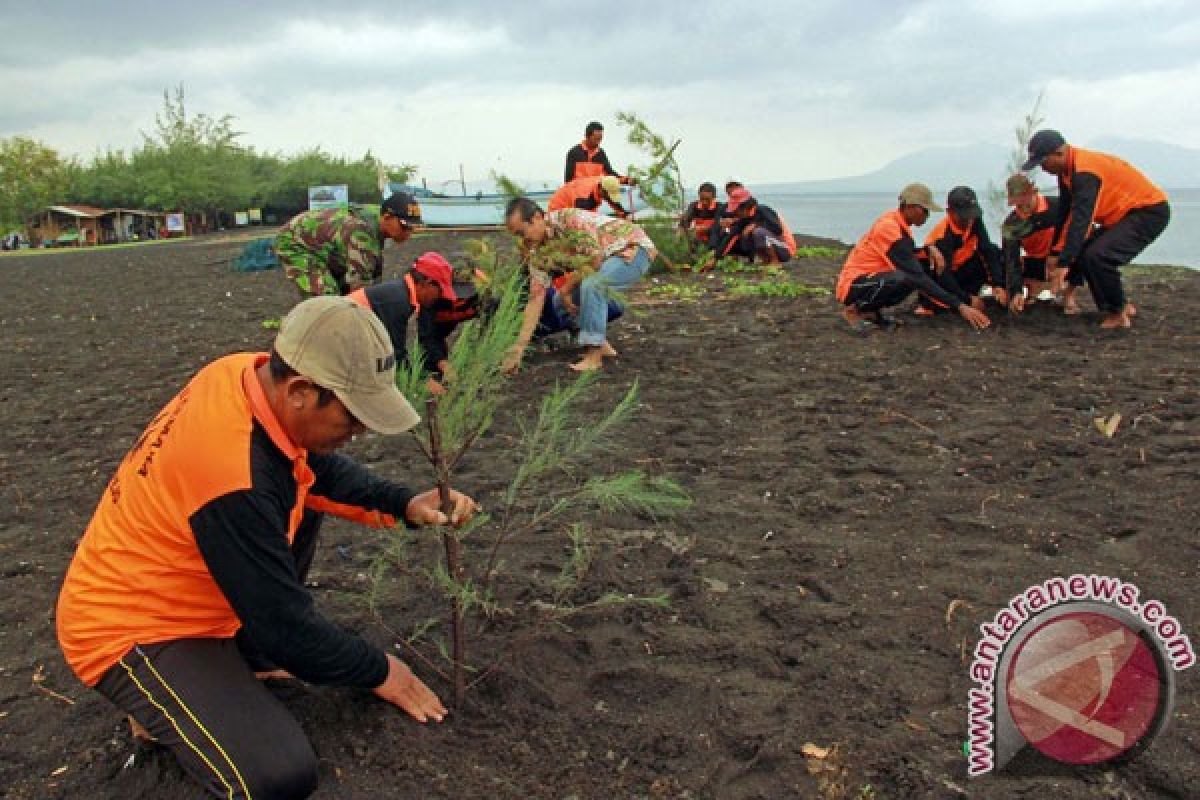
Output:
(1, 229), (1197, 799)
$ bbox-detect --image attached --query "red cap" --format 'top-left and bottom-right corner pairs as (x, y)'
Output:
(725, 187), (754, 214)
(412, 252), (457, 301)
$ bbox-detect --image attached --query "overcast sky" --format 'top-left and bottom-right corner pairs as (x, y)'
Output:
(2, 0), (1198, 188)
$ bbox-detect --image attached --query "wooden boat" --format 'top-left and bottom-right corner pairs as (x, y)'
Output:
(386, 183), (553, 228)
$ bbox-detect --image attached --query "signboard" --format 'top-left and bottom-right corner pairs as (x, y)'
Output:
(308, 184), (349, 210)
(165, 212), (186, 233)
(247, 208), (263, 223)
(234, 212), (249, 227)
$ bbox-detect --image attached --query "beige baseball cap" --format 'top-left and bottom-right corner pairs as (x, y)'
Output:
(599, 175), (623, 204)
(898, 183), (943, 212)
(275, 296), (420, 435)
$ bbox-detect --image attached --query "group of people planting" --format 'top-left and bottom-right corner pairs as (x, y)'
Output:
(53, 123), (1172, 800)
(836, 129), (1171, 332)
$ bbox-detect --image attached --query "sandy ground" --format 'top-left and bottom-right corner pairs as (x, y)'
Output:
(1, 229), (1197, 799)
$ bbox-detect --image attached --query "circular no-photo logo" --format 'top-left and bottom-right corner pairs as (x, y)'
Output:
(1005, 610), (1167, 765)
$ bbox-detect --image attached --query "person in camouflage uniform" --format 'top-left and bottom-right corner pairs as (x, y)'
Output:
(275, 191), (424, 298)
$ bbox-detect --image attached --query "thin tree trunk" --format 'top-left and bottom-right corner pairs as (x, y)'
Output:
(425, 396), (466, 707)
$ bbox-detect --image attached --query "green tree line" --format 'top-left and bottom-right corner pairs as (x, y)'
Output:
(0, 87), (414, 231)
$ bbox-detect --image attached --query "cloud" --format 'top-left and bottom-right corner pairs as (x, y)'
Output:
(2, 0), (1198, 184)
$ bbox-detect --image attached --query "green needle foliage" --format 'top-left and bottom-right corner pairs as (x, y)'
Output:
(724, 275), (831, 298)
(986, 91), (1046, 220)
(375, 238), (691, 707)
(616, 111), (684, 215)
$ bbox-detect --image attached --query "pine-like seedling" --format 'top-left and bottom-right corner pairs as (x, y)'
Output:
(380, 239), (691, 709)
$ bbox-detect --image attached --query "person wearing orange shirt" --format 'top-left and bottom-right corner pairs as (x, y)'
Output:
(913, 186), (1003, 315)
(720, 188), (797, 265)
(835, 183), (991, 333)
(346, 251), (458, 394)
(547, 174), (628, 217)
(56, 297), (478, 799)
(1000, 174), (1063, 313)
(678, 182), (721, 248)
(563, 121), (626, 184)
(1023, 130), (1171, 328)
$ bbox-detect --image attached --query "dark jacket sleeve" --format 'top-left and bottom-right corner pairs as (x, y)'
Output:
(886, 237), (963, 309)
(564, 146), (579, 183)
(678, 201), (697, 230)
(191, 490), (389, 688)
(756, 206), (784, 236)
(975, 222), (1003, 285)
(308, 452), (417, 519)
(930, 226), (961, 268)
(599, 148), (618, 178)
(1058, 172), (1101, 266)
(415, 307), (449, 371)
(1000, 210), (1024, 295)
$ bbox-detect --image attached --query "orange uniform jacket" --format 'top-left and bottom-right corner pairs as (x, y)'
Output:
(680, 199), (719, 241)
(548, 176), (622, 214)
(1055, 146), (1168, 265)
(923, 214), (1001, 279)
(57, 354), (410, 688)
(835, 209), (961, 309)
(564, 142), (617, 183)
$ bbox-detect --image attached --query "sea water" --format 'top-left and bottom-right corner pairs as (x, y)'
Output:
(752, 189), (1199, 269)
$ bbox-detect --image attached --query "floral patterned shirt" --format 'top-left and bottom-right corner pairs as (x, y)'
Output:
(529, 209), (656, 287)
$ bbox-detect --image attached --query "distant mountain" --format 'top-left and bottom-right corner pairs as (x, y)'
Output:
(762, 143), (1010, 195)
(1087, 137), (1200, 188)
(763, 138), (1200, 194)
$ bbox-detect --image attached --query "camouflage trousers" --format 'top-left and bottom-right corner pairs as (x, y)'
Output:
(275, 232), (342, 299)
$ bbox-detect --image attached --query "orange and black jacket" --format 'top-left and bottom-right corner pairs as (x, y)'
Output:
(564, 142), (618, 183)
(835, 209), (962, 309)
(425, 282), (486, 367)
(57, 354), (413, 689)
(721, 204), (797, 256)
(1001, 194), (1060, 294)
(1052, 146), (1168, 266)
(547, 176), (627, 216)
(922, 215), (1002, 300)
(349, 273), (449, 376)
(679, 199), (720, 239)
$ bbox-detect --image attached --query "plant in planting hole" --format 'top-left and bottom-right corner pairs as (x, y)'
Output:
(366, 238), (691, 708)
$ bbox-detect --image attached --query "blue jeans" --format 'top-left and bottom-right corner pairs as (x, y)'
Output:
(571, 247), (651, 347)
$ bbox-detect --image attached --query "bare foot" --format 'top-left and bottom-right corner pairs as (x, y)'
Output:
(1125, 302), (1137, 317)
(128, 715), (156, 743)
(254, 668), (295, 681)
(570, 349), (605, 372)
(1099, 310), (1132, 329)
(600, 341), (619, 358)
(1061, 287), (1080, 315)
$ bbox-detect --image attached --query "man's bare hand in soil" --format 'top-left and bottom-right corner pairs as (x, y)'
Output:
(374, 655), (446, 723)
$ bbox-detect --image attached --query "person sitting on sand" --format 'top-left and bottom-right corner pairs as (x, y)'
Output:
(835, 183), (991, 333)
(678, 182), (721, 247)
(719, 188), (796, 265)
(56, 296), (478, 800)
(547, 175), (628, 218)
(346, 251), (459, 395)
(913, 186), (1003, 316)
(1023, 129), (1171, 329)
(275, 191), (423, 299)
(503, 197), (656, 372)
(1000, 173), (1063, 313)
